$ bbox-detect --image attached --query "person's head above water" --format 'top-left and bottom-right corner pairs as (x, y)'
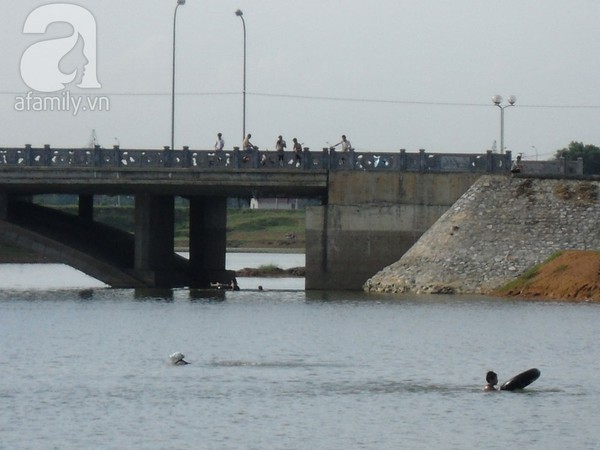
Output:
(483, 370), (498, 391)
(169, 352), (189, 365)
(486, 371), (498, 385)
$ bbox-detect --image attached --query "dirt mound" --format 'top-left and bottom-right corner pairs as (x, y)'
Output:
(494, 250), (600, 302)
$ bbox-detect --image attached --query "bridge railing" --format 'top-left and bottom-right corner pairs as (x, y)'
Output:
(0, 145), (582, 175)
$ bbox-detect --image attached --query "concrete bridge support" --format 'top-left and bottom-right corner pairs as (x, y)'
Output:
(0, 194), (7, 220)
(189, 196), (231, 285)
(305, 172), (481, 290)
(78, 194), (94, 220)
(134, 194), (177, 286)
(132, 194), (233, 288)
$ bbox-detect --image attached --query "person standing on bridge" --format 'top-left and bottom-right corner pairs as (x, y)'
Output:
(243, 133), (257, 152)
(333, 135), (352, 152)
(276, 135), (286, 166)
(214, 133), (225, 151)
(292, 138), (302, 167)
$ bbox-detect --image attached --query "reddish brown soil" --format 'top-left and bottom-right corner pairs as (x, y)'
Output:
(496, 250), (600, 302)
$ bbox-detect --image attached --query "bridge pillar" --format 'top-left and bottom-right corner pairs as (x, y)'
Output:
(134, 194), (175, 285)
(189, 196), (231, 284)
(78, 195), (94, 220)
(0, 194), (7, 220)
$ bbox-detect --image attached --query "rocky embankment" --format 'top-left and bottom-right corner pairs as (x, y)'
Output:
(364, 175), (600, 295)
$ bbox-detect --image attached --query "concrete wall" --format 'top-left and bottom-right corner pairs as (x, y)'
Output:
(306, 172), (481, 290)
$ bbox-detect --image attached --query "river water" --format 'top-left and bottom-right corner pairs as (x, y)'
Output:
(1, 254), (599, 449)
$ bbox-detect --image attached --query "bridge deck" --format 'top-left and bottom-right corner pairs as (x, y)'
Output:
(0, 167), (329, 197)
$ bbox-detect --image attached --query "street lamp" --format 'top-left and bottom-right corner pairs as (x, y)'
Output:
(235, 9), (246, 141)
(492, 94), (516, 154)
(171, 0), (186, 151)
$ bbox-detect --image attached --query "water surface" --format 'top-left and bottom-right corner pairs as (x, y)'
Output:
(0, 259), (599, 449)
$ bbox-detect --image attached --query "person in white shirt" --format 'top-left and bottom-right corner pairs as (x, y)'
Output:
(333, 134), (352, 151)
(214, 133), (224, 151)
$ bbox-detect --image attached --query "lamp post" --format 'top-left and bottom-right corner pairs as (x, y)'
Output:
(171, 0), (186, 151)
(531, 145), (538, 161)
(235, 9), (246, 141)
(492, 94), (516, 154)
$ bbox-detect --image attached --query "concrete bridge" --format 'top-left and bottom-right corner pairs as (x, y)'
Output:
(0, 145), (582, 290)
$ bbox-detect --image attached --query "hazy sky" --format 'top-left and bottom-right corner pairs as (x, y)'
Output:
(1, 0), (599, 160)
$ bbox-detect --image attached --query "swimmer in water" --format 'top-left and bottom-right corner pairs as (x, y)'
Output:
(170, 352), (189, 366)
(483, 371), (498, 391)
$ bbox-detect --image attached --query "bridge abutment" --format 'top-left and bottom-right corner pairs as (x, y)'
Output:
(306, 172), (481, 290)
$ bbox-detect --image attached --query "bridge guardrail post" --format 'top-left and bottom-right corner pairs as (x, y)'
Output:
(330, 147), (338, 171)
(163, 146), (171, 167)
(504, 151), (512, 174)
(397, 148), (407, 172)
(419, 149), (426, 173)
(182, 146), (190, 168)
(486, 150), (493, 172)
(322, 148), (330, 170)
(44, 144), (51, 166)
(576, 157), (584, 175)
(113, 145), (120, 167)
(253, 149), (260, 168)
(25, 144), (32, 166)
(302, 148), (310, 170)
(93, 145), (101, 167)
(233, 147), (241, 168)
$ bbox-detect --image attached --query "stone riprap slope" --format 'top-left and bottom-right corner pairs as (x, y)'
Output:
(364, 175), (600, 294)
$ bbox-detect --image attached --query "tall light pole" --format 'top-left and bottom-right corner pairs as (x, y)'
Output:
(492, 94), (516, 154)
(171, 0), (186, 151)
(235, 9), (246, 141)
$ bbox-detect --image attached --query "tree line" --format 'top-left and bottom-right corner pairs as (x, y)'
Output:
(556, 142), (600, 175)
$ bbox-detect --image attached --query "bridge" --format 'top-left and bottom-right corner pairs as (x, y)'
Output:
(0, 145), (582, 290)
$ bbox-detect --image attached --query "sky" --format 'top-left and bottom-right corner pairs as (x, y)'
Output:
(1, 0), (599, 160)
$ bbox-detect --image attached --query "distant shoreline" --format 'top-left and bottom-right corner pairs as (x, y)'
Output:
(0, 243), (304, 265)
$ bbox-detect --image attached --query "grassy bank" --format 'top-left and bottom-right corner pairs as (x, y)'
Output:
(226, 209), (305, 250)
